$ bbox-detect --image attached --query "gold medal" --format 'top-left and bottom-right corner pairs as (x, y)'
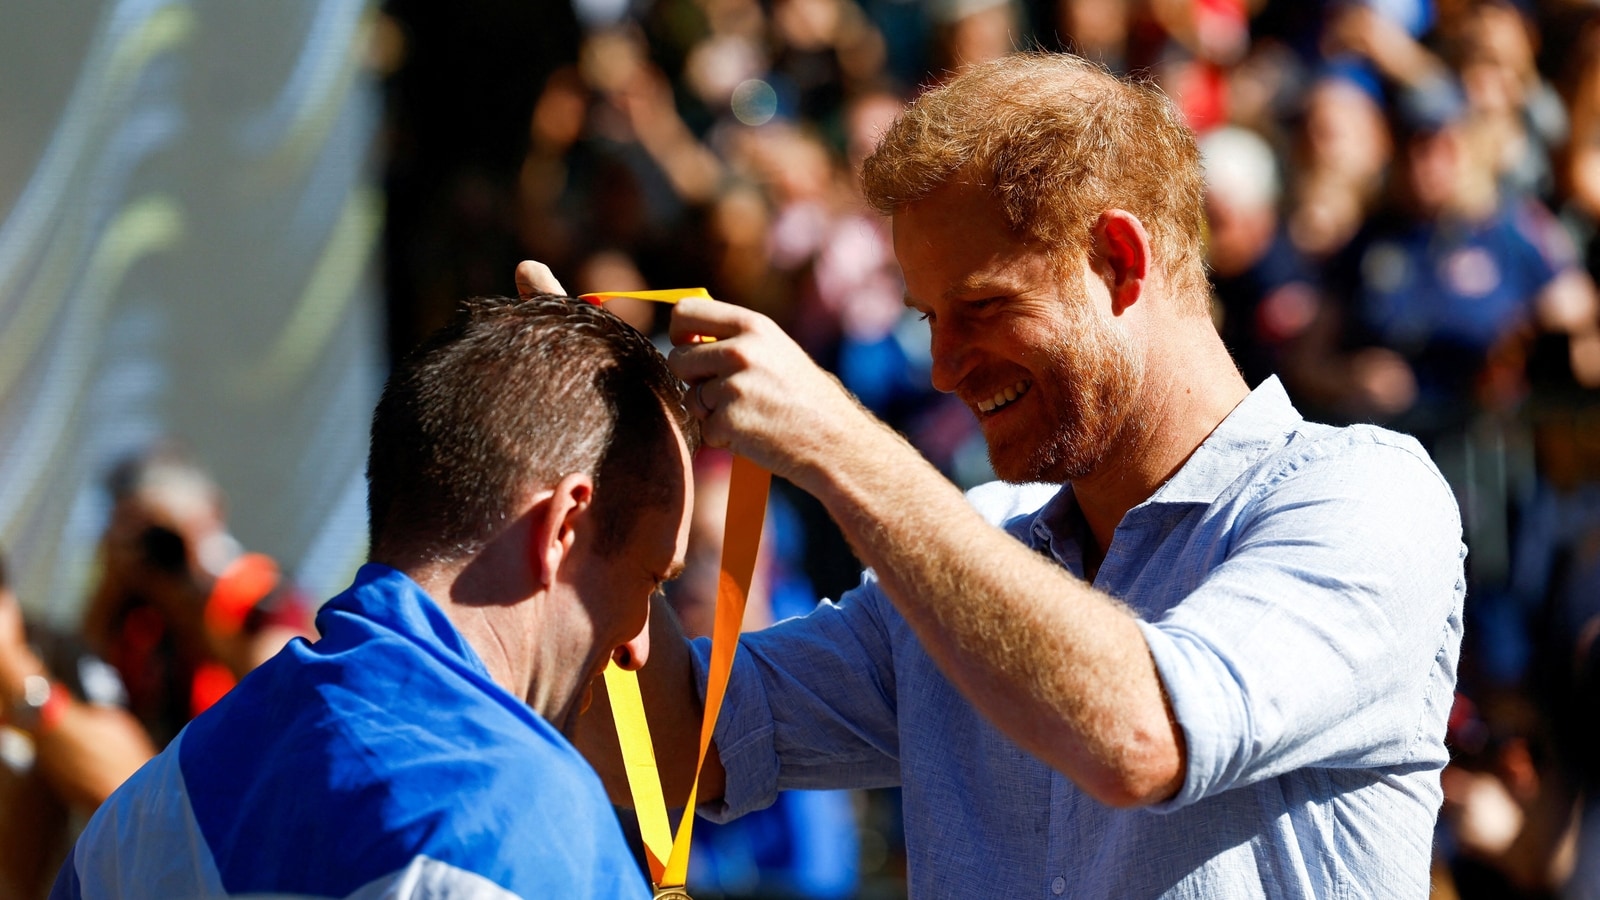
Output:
(652, 888), (693, 900)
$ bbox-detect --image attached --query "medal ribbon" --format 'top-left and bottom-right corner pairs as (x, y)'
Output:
(583, 288), (769, 893)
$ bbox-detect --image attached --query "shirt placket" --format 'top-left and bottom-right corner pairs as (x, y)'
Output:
(1033, 514), (1083, 898)
(1045, 766), (1075, 897)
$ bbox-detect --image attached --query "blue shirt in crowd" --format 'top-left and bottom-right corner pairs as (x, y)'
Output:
(53, 564), (650, 900)
(697, 377), (1466, 898)
(1335, 199), (1572, 421)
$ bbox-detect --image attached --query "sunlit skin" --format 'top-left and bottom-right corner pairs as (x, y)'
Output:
(555, 506), (690, 737)
(419, 418), (693, 741)
(547, 434), (693, 738)
(895, 177), (1146, 488)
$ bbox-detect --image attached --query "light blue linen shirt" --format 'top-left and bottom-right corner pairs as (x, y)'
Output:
(695, 377), (1466, 898)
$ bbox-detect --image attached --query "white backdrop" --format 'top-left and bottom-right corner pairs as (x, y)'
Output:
(0, 0), (383, 625)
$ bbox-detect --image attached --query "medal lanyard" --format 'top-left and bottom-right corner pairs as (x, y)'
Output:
(582, 288), (770, 894)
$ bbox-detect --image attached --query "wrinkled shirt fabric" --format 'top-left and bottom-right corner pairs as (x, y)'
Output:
(697, 378), (1466, 898)
(54, 565), (650, 900)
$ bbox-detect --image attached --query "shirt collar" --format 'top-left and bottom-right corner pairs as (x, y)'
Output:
(1140, 375), (1303, 506)
(316, 562), (494, 682)
(1029, 376), (1303, 551)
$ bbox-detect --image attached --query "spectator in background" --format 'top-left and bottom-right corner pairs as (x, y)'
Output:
(1285, 69), (1394, 262)
(1453, 0), (1566, 202)
(1200, 124), (1318, 388)
(768, 0), (886, 122)
(0, 447), (309, 899)
(1051, 0), (1132, 72)
(1321, 0), (1446, 91)
(1286, 76), (1599, 436)
(928, 0), (1020, 77)
(79, 445), (313, 749)
(1560, 12), (1600, 280)
(1138, 0), (1250, 132)
(0, 550), (153, 900)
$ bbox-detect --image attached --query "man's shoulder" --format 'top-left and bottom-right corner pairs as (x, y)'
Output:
(1266, 418), (1449, 490)
(164, 632), (624, 894)
(1219, 416), (1462, 540)
(181, 636), (594, 812)
(66, 737), (645, 899)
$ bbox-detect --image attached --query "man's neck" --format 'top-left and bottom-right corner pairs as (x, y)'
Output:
(401, 561), (539, 708)
(1071, 327), (1250, 555)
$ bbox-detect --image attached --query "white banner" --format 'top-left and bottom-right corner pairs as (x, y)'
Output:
(0, 0), (383, 624)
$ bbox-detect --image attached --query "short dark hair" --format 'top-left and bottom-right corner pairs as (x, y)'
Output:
(366, 294), (697, 564)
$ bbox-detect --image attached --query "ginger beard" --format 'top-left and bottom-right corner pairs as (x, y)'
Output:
(982, 276), (1146, 486)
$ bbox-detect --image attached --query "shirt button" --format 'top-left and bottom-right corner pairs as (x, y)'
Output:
(1052, 876), (1066, 895)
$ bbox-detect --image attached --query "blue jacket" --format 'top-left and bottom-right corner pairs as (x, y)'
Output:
(53, 564), (650, 900)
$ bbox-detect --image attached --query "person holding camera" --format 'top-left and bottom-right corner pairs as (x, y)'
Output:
(79, 445), (313, 748)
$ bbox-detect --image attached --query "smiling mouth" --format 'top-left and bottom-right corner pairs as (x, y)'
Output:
(976, 379), (1031, 414)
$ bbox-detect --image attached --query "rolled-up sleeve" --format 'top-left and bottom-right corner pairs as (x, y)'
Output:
(694, 577), (903, 822)
(1142, 434), (1466, 811)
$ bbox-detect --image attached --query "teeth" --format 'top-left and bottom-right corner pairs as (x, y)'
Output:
(976, 380), (1030, 413)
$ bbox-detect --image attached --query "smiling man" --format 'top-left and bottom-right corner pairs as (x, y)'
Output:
(52, 295), (694, 900)
(536, 51), (1467, 899)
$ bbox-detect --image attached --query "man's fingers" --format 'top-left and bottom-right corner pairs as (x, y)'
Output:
(667, 297), (756, 345)
(515, 260), (566, 298)
(667, 340), (731, 385)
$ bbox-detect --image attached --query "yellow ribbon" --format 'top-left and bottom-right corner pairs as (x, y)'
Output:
(579, 287), (711, 305)
(586, 288), (769, 893)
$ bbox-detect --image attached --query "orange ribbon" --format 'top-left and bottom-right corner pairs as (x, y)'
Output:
(587, 288), (769, 892)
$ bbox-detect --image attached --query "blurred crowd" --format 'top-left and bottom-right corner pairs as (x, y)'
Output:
(8, 0), (1600, 897)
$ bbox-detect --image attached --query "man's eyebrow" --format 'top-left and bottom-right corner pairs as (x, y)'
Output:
(943, 273), (1022, 301)
(903, 277), (1023, 309)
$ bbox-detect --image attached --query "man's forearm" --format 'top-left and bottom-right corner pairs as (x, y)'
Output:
(791, 418), (1185, 807)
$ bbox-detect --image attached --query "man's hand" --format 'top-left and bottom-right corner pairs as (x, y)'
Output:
(667, 298), (879, 488)
(515, 260), (567, 298)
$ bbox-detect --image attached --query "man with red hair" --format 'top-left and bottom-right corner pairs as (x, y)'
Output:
(531, 51), (1465, 899)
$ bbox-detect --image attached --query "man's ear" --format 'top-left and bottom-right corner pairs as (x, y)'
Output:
(528, 473), (595, 588)
(1091, 209), (1151, 316)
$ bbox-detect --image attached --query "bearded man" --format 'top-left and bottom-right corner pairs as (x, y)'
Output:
(525, 51), (1464, 899)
